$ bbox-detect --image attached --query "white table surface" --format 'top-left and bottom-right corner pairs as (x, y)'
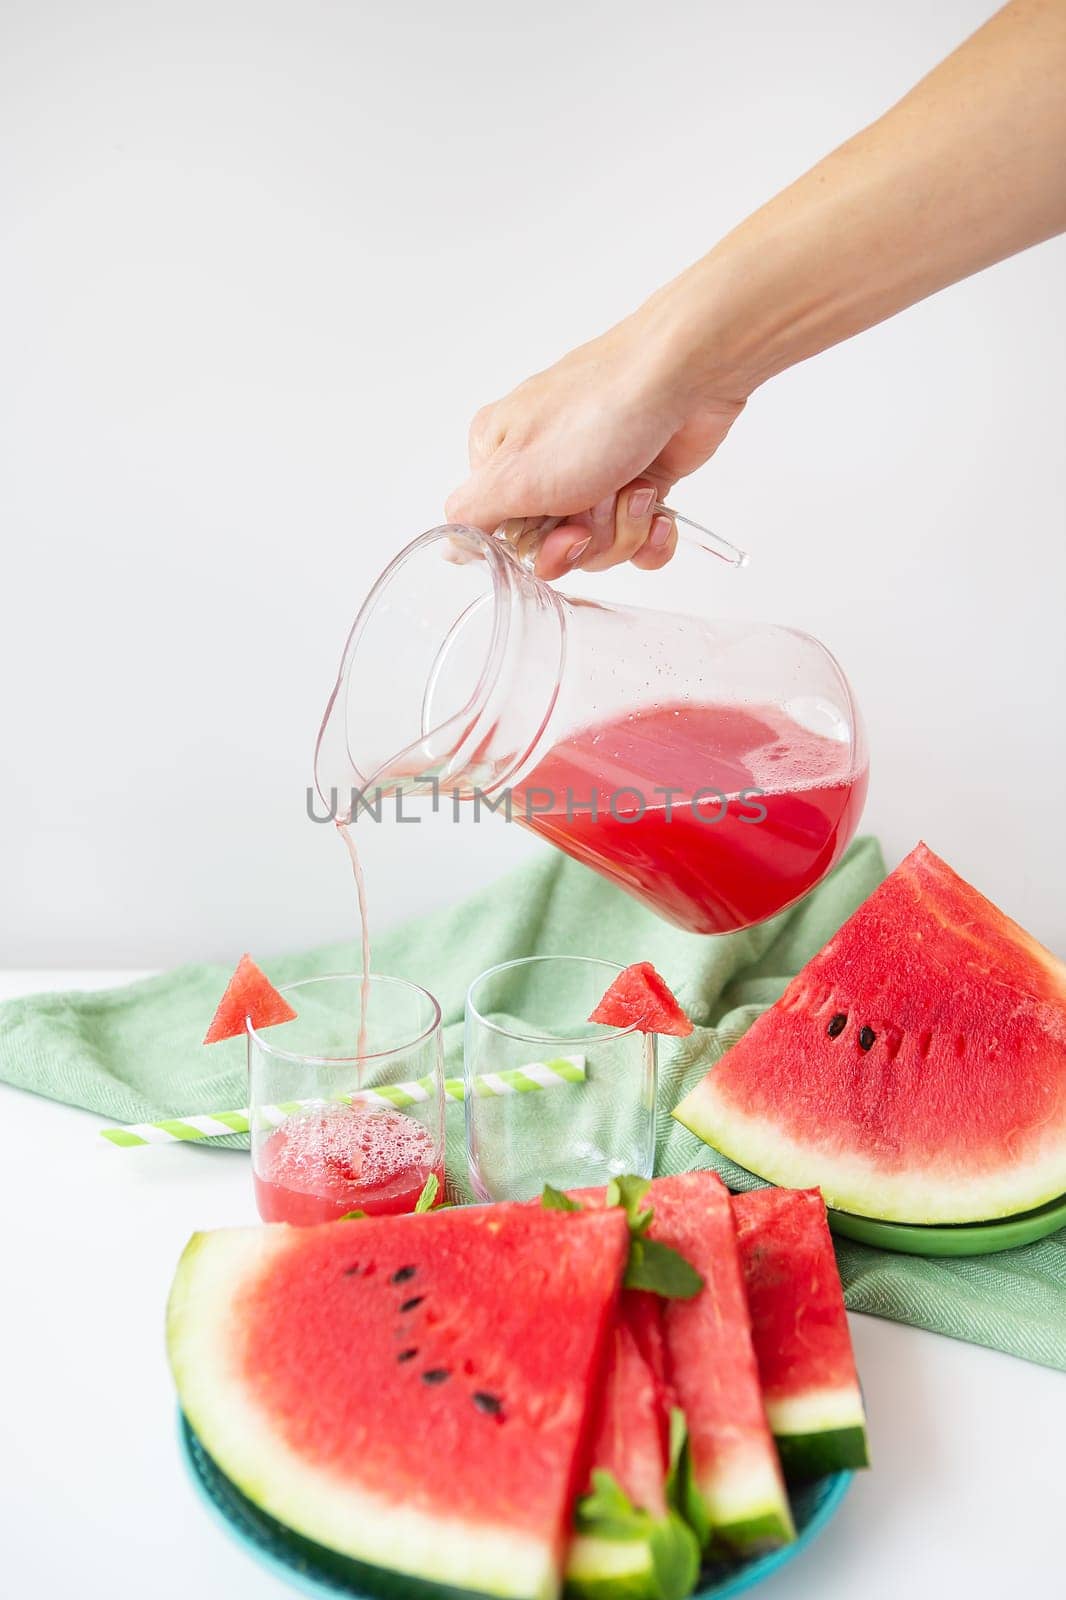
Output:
(2, 970), (1062, 1600)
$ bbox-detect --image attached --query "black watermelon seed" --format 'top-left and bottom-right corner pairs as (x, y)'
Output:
(391, 1265), (417, 1285)
(343, 1265), (360, 1276)
(827, 1013), (847, 1038)
(472, 1392), (502, 1415)
(421, 1368), (450, 1385)
(400, 1295), (425, 1313)
(397, 1348), (418, 1363)
(858, 1026), (876, 1052)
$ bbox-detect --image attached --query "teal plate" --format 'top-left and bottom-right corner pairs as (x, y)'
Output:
(827, 1190), (1066, 1256)
(180, 1415), (852, 1600)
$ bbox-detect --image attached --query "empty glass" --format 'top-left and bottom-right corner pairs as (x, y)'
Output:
(248, 973), (445, 1224)
(464, 956), (657, 1202)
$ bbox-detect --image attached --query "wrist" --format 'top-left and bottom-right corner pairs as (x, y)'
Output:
(640, 245), (793, 410)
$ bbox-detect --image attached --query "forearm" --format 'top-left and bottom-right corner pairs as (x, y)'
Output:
(651, 0), (1066, 399)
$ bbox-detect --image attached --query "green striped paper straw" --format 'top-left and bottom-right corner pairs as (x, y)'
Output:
(100, 1055), (587, 1148)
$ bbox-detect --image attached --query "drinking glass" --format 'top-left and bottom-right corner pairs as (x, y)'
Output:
(248, 973), (445, 1224)
(464, 956), (657, 1202)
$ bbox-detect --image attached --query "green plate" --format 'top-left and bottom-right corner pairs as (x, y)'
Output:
(180, 1415), (852, 1600)
(827, 1191), (1066, 1256)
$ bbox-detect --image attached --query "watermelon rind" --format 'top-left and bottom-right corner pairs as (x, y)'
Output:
(184, 1422), (542, 1600)
(764, 1387), (869, 1480)
(663, 1400), (792, 1558)
(167, 1229), (560, 1600)
(566, 1513), (698, 1600)
(690, 1452), (796, 1558)
(567, 1532), (655, 1600)
(673, 1081), (1066, 1223)
(775, 1426), (868, 1481)
(672, 843), (1066, 1225)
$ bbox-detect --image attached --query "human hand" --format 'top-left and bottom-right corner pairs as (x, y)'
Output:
(446, 2), (1066, 584)
(444, 303), (747, 580)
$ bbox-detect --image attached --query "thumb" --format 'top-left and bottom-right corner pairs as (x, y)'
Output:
(445, 447), (536, 533)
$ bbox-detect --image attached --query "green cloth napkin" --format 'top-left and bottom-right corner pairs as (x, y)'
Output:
(2, 834), (1064, 1371)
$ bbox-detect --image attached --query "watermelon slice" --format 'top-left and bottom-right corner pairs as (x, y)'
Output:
(573, 1173), (793, 1558)
(733, 1188), (869, 1479)
(589, 964), (693, 1038)
(673, 843), (1066, 1223)
(647, 1174), (794, 1556)
(202, 953), (296, 1045)
(567, 1297), (699, 1600)
(167, 1204), (629, 1600)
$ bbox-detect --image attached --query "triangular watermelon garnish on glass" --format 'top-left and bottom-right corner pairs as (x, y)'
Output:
(589, 962), (693, 1038)
(203, 953), (297, 1045)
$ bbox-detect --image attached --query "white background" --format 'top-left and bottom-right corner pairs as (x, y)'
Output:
(1, 0), (1064, 968)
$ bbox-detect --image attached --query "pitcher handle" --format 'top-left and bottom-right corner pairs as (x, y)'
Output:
(495, 507), (748, 570)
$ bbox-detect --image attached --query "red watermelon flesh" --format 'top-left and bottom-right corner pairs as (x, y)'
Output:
(732, 1188), (868, 1479)
(167, 1204), (630, 1600)
(589, 963), (693, 1037)
(621, 1290), (674, 1425)
(203, 953), (297, 1044)
(583, 1304), (669, 1519)
(674, 843), (1066, 1223)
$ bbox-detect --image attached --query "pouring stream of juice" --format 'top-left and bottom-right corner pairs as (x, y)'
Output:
(337, 821), (372, 1072)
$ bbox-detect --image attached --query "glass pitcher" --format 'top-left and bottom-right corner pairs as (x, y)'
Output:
(314, 526), (867, 935)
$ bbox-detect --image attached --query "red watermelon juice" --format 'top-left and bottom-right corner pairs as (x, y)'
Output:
(512, 702), (867, 934)
(254, 1104), (442, 1225)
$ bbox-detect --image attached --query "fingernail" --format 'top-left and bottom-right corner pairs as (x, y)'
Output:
(649, 514), (673, 550)
(628, 487), (655, 520)
(565, 536), (592, 566)
(589, 495), (614, 526)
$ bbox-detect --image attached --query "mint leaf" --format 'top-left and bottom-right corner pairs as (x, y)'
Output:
(414, 1173), (439, 1213)
(575, 1471), (650, 1541)
(624, 1237), (703, 1299)
(648, 1512), (701, 1600)
(667, 1407), (688, 1488)
(338, 1209), (367, 1221)
(605, 1174), (654, 1236)
(541, 1184), (583, 1212)
(600, 1176), (703, 1298)
(665, 1407), (711, 1546)
(576, 1468), (700, 1599)
(583, 1470), (637, 1521)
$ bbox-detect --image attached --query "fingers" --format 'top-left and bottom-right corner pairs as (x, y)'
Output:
(531, 495), (614, 580)
(580, 480), (658, 573)
(528, 482), (679, 578)
(530, 522), (598, 581)
(630, 510), (678, 571)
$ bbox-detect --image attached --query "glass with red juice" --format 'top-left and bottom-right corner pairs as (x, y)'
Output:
(248, 973), (445, 1224)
